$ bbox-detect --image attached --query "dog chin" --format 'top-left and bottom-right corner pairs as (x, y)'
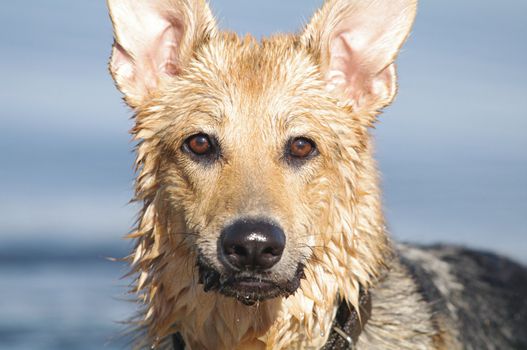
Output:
(197, 258), (305, 306)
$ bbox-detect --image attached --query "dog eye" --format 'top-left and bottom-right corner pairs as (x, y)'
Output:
(184, 133), (216, 158)
(288, 137), (317, 159)
(187, 134), (211, 154)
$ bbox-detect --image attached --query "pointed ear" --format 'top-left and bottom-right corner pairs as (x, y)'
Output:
(107, 0), (217, 107)
(302, 0), (417, 113)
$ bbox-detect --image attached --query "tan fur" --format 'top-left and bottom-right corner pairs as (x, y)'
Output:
(107, 0), (418, 348)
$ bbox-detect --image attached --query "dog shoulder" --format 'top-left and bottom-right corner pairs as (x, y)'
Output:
(398, 244), (527, 349)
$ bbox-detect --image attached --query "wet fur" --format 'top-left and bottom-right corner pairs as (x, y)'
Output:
(106, 0), (527, 349)
(126, 33), (390, 349)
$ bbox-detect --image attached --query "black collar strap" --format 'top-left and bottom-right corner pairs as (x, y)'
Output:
(172, 332), (186, 350)
(171, 291), (371, 350)
(321, 290), (372, 349)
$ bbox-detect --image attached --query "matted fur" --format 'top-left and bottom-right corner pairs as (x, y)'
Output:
(107, 1), (527, 349)
(126, 33), (392, 349)
(100, 0), (496, 349)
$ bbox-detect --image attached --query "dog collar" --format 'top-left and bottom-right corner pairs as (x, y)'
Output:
(170, 290), (371, 350)
(321, 290), (372, 349)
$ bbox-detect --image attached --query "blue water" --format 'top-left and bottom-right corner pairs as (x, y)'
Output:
(0, 244), (135, 350)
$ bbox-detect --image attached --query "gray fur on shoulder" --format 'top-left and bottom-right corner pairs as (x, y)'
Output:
(395, 244), (527, 350)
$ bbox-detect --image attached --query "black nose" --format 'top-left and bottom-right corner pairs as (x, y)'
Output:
(220, 220), (286, 271)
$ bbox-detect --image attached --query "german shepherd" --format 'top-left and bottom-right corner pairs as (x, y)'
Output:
(106, 0), (527, 348)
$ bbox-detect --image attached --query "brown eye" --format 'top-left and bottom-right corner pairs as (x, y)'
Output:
(185, 133), (215, 157)
(289, 137), (316, 159)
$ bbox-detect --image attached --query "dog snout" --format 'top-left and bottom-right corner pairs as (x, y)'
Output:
(220, 219), (286, 271)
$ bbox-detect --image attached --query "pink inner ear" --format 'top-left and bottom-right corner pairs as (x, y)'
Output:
(326, 30), (396, 108)
(137, 20), (184, 94)
(153, 21), (185, 77)
(326, 32), (370, 106)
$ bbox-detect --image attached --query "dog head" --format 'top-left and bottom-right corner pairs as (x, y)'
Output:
(108, 0), (416, 328)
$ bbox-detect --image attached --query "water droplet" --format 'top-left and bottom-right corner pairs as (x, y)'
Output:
(320, 331), (325, 337)
(299, 312), (305, 320)
(236, 318), (240, 323)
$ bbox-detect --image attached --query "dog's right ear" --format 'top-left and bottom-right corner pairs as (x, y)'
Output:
(107, 0), (216, 107)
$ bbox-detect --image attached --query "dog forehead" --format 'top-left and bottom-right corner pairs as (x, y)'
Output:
(154, 32), (337, 141)
(197, 33), (323, 106)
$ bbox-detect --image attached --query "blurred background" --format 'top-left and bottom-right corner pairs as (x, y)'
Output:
(0, 0), (525, 349)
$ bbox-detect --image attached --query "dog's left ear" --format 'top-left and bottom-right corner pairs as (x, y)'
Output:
(302, 0), (417, 115)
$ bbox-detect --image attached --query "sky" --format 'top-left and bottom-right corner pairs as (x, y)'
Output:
(0, 1), (526, 261)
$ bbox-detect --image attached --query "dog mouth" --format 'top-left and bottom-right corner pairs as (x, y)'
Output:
(197, 256), (305, 305)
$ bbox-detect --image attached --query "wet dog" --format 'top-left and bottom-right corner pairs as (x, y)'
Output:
(107, 0), (527, 348)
